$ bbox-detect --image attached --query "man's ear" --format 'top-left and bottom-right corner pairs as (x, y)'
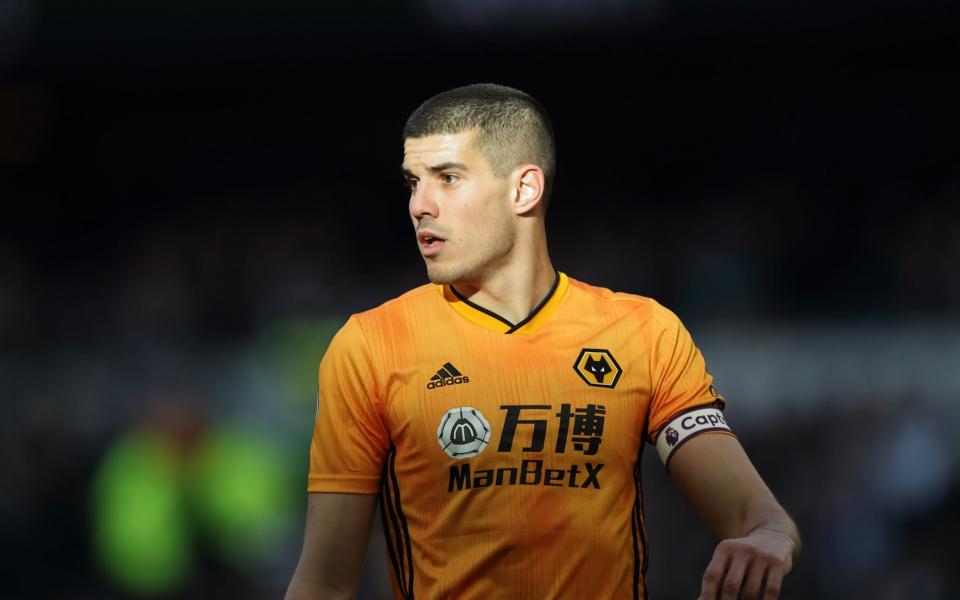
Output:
(512, 165), (546, 215)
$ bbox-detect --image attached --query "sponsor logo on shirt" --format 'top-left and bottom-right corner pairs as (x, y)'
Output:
(437, 403), (610, 493)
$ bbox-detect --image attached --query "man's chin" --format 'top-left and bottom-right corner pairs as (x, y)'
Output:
(426, 271), (454, 285)
(425, 263), (466, 286)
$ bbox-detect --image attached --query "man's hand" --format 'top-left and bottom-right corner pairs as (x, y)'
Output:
(698, 527), (795, 600)
(665, 433), (801, 600)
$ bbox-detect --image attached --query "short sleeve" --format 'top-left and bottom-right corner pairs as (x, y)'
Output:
(308, 316), (390, 494)
(645, 301), (726, 444)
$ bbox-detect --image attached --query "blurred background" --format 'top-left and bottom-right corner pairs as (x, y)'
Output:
(1, 0), (959, 598)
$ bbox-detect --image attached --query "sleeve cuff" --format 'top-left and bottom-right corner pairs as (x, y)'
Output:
(307, 473), (381, 494)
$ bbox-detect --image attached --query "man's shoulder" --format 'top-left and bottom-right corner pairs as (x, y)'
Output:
(326, 283), (441, 356)
(565, 275), (678, 327)
(346, 282), (443, 333)
(566, 275), (654, 308)
(356, 282), (439, 314)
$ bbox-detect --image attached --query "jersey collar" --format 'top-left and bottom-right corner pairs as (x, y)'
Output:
(440, 271), (569, 335)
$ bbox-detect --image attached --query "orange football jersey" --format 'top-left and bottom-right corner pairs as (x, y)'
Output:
(308, 272), (730, 599)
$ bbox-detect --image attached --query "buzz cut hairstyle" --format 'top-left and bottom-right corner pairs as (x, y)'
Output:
(403, 83), (557, 206)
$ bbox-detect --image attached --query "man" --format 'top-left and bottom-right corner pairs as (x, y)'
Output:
(286, 83), (800, 599)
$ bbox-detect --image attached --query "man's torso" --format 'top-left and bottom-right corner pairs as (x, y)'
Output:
(354, 274), (655, 598)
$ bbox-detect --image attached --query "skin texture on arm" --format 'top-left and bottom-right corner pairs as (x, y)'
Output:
(667, 433), (802, 600)
(285, 492), (379, 600)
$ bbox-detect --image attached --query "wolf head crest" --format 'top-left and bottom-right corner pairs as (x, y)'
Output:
(584, 354), (612, 383)
(573, 348), (622, 389)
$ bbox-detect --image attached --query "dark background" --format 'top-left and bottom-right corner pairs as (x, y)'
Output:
(1, 0), (958, 598)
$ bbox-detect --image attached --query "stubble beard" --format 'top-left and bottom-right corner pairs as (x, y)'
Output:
(424, 226), (517, 286)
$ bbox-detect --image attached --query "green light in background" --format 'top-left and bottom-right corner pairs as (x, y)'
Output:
(187, 425), (296, 569)
(253, 317), (341, 411)
(91, 431), (192, 596)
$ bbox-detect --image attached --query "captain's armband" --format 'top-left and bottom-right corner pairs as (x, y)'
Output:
(655, 407), (732, 468)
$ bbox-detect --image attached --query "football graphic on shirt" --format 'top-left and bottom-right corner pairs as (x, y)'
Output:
(437, 406), (492, 459)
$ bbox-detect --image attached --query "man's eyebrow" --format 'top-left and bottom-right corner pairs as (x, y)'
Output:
(427, 162), (469, 173)
(402, 162), (469, 178)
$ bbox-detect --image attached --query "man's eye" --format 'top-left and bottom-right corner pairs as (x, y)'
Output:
(406, 179), (419, 190)
(441, 173), (460, 184)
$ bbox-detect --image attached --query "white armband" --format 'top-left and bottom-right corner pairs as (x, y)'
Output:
(655, 407), (732, 468)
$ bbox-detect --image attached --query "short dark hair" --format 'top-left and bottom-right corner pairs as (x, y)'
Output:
(404, 83), (556, 206)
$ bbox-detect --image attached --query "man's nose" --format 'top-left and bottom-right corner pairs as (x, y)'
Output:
(409, 182), (439, 220)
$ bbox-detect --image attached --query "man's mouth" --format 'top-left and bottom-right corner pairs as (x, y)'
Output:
(418, 230), (445, 245)
(417, 230), (447, 255)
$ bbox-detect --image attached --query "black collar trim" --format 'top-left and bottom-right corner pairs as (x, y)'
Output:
(449, 271), (560, 335)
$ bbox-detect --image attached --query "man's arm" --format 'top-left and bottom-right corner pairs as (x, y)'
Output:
(668, 433), (801, 600)
(285, 492), (379, 600)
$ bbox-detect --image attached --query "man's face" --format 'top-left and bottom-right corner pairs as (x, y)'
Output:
(403, 129), (516, 285)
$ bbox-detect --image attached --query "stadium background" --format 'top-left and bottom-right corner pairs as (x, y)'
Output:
(1, 0), (958, 598)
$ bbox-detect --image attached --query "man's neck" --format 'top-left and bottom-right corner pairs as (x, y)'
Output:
(450, 256), (557, 325)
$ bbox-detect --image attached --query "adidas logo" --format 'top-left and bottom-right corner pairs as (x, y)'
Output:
(427, 362), (471, 389)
